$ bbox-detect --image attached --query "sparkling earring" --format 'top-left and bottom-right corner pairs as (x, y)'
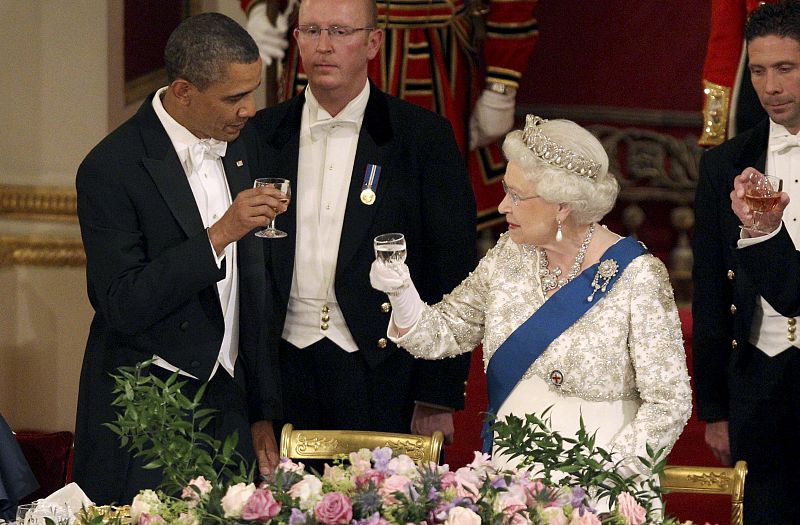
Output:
(555, 219), (563, 242)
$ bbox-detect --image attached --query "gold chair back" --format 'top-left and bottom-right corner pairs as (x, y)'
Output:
(660, 460), (747, 525)
(279, 423), (444, 465)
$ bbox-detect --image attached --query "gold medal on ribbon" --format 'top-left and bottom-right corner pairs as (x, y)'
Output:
(360, 164), (381, 206)
(360, 188), (376, 205)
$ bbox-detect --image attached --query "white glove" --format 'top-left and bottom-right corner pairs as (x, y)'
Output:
(469, 88), (517, 150)
(369, 260), (424, 329)
(246, 2), (291, 66)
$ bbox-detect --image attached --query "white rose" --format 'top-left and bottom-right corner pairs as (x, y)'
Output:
(387, 455), (418, 478)
(287, 474), (323, 510)
(130, 489), (161, 521)
(445, 506), (482, 525)
(221, 482), (257, 518)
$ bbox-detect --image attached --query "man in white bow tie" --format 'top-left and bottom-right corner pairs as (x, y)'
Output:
(74, 13), (287, 504)
(694, 2), (800, 522)
(243, 0), (476, 452)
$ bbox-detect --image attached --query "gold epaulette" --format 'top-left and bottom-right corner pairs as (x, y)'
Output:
(699, 80), (731, 147)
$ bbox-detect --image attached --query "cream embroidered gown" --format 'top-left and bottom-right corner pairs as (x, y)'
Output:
(392, 232), (692, 476)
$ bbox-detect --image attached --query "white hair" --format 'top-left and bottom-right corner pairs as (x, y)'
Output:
(502, 119), (619, 225)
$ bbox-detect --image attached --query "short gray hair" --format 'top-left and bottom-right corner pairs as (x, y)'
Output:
(165, 12), (259, 90)
(502, 119), (619, 225)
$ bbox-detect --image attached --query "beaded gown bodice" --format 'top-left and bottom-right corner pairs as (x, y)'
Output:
(394, 232), (692, 470)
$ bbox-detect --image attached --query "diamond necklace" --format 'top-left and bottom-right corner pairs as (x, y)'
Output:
(539, 223), (595, 293)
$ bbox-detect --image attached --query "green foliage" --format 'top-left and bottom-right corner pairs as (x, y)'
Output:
(491, 408), (668, 523)
(103, 361), (253, 495)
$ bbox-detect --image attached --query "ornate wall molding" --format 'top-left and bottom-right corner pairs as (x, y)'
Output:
(0, 185), (78, 222)
(0, 236), (85, 267)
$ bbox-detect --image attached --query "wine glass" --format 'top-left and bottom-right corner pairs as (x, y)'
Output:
(16, 501), (70, 525)
(374, 233), (407, 266)
(743, 173), (783, 234)
(254, 178), (291, 238)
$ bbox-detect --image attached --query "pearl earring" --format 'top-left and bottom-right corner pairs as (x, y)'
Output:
(555, 219), (563, 242)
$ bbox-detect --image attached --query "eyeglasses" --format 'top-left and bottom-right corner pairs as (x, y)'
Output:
(501, 179), (539, 206)
(295, 25), (375, 40)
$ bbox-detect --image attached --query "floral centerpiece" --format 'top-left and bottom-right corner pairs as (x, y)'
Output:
(79, 363), (709, 525)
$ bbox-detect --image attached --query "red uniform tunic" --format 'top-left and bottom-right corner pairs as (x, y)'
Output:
(243, 0), (539, 227)
(700, 0), (777, 146)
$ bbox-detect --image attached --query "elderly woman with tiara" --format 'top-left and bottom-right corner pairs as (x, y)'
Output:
(370, 115), (691, 481)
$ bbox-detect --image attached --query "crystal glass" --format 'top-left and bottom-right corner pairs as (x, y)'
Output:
(254, 178), (291, 238)
(743, 174), (783, 234)
(16, 501), (71, 525)
(374, 233), (407, 266)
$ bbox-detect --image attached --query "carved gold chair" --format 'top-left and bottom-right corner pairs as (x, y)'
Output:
(660, 460), (747, 525)
(279, 423), (444, 465)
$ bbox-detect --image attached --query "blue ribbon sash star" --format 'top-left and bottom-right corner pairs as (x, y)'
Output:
(360, 164), (381, 205)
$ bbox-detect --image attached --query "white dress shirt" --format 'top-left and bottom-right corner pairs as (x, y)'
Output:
(282, 81), (370, 352)
(151, 86), (239, 378)
(738, 120), (800, 356)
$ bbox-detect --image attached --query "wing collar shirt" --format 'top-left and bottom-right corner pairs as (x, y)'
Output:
(738, 119), (800, 356)
(282, 81), (370, 352)
(152, 86), (239, 378)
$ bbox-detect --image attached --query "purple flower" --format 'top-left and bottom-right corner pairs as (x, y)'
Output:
(354, 512), (390, 525)
(570, 487), (586, 509)
(491, 477), (507, 489)
(289, 508), (307, 525)
(371, 447), (393, 472)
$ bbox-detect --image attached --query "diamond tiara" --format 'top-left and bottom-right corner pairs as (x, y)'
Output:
(521, 115), (601, 180)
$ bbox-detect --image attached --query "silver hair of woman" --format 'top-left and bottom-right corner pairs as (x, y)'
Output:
(522, 115), (602, 295)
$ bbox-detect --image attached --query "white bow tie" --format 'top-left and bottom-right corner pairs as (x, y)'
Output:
(769, 134), (800, 153)
(309, 118), (357, 142)
(188, 138), (227, 172)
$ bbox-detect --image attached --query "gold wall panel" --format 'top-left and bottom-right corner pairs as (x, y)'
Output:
(0, 185), (77, 222)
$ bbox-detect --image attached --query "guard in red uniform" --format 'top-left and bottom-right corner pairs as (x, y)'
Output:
(242, 0), (539, 228)
(700, 0), (778, 146)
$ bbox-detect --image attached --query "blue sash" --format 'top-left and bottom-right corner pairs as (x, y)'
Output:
(482, 236), (647, 451)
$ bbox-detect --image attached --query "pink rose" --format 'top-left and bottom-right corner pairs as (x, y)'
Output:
(138, 514), (165, 525)
(355, 469), (386, 488)
(378, 474), (412, 505)
(314, 492), (353, 525)
(616, 493), (646, 525)
(497, 488), (528, 523)
(242, 488), (282, 521)
(444, 506), (481, 525)
(182, 476), (212, 504)
(277, 458), (306, 473)
(440, 471), (457, 490)
(569, 511), (602, 525)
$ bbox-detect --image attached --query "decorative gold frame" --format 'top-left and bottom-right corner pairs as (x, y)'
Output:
(0, 235), (85, 267)
(0, 184), (77, 222)
(280, 423), (444, 465)
(0, 185), (83, 267)
(660, 460), (748, 525)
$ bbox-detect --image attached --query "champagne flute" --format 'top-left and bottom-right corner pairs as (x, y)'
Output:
(374, 233), (407, 266)
(743, 173), (783, 234)
(254, 178), (291, 238)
